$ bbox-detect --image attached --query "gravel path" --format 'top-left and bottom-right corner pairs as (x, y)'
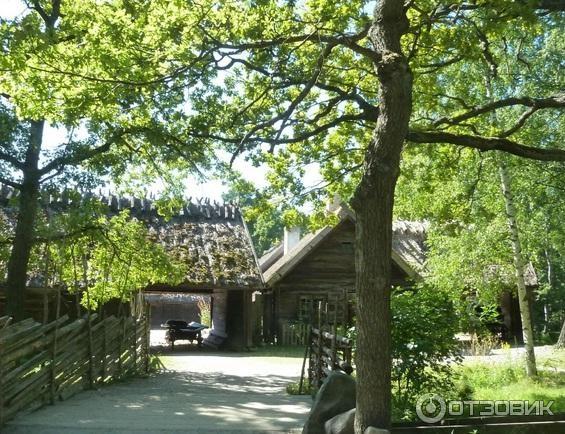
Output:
(463, 345), (559, 365)
(3, 352), (312, 433)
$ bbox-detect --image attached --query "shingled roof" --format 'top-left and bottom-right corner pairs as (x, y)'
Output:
(259, 206), (427, 286)
(0, 186), (263, 290)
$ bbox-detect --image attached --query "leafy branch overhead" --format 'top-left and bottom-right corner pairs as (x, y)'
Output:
(170, 1), (565, 172)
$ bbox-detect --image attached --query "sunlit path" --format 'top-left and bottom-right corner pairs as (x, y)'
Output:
(3, 353), (311, 433)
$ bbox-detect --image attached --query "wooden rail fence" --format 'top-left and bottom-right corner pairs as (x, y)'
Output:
(0, 310), (150, 427)
(305, 326), (353, 391)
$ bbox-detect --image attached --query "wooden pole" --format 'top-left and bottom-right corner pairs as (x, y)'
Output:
(298, 328), (311, 394)
(50, 288), (61, 404)
(133, 303), (138, 374)
(145, 303), (150, 374)
(316, 300), (323, 389)
(101, 318), (107, 384)
(331, 315), (338, 371)
(75, 291), (81, 319)
(42, 221), (51, 325)
(82, 255), (95, 389)
(118, 317), (125, 377)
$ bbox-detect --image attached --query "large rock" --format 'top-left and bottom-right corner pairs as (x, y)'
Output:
(324, 408), (355, 434)
(302, 372), (356, 434)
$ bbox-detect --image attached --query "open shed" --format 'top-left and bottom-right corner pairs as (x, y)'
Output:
(0, 185), (263, 349)
(137, 200), (264, 349)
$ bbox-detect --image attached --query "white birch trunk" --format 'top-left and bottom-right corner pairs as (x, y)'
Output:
(499, 162), (538, 376)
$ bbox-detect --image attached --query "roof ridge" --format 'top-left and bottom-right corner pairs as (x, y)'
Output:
(0, 184), (241, 221)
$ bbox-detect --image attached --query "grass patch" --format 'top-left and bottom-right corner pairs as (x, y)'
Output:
(286, 379), (313, 395)
(455, 349), (565, 414)
(249, 344), (306, 358)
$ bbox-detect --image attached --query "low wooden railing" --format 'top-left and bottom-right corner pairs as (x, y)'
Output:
(0, 310), (150, 427)
(306, 326), (353, 391)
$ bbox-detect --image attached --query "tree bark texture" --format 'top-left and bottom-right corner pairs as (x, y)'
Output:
(5, 120), (44, 320)
(350, 1), (412, 431)
(499, 162), (538, 377)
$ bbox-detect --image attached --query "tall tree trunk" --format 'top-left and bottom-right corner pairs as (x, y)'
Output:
(350, 1), (412, 431)
(499, 162), (538, 377)
(5, 120), (44, 320)
(557, 319), (565, 348)
(543, 247), (552, 334)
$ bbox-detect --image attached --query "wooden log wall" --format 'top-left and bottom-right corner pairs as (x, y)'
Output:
(0, 309), (150, 427)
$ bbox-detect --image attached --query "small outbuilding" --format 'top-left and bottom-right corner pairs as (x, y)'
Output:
(140, 199), (264, 349)
(0, 185), (264, 349)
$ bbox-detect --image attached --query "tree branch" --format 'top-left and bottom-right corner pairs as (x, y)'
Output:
(202, 23), (379, 63)
(0, 224), (103, 246)
(189, 113), (368, 149)
(230, 42), (337, 163)
(0, 177), (22, 189)
(37, 129), (134, 176)
(407, 130), (565, 161)
(0, 150), (25, 170)
(434, 93), (565, 126)
(498, 106), (537, 138)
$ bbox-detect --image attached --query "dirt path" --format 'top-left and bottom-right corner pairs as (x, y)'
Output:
(3, 352), (312, 433)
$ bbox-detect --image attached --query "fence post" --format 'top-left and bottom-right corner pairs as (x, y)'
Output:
(316, 301), (323, 389)
(101, 318), (107, 384)
(331, 307), (338, 370)
(50, 288), (61, 404)
(133, 317), (138, 374)
(144, 303), (150, 374)
(298, 328), (311, 394)
(118, 317), (126, 378)
(86, 310), (94, 388)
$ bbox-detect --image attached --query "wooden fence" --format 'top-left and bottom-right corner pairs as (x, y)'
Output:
(0, 309), (150, 427)
(304, 326), (353, 391)
(280, 322), (309, 346)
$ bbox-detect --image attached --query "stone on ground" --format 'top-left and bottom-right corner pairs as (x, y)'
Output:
(324, 408), (355, 434)
(302, 371), (356, 434)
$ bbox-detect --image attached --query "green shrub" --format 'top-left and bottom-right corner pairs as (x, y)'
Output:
(286, 379), (313, 395)
(391, 285), (462, 418)
(347, 284), (462, 421)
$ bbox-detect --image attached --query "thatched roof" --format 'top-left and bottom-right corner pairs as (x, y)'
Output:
(484, 262), (539, 288)
(260, 206), (427, 286)
(391, 220), (428, 277)
(0, 186), (262, 290)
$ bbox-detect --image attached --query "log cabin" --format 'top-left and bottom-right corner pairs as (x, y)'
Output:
(258, 204), (538, 345)
(142, 198), (263, 349)
(259, 205), (427, 344)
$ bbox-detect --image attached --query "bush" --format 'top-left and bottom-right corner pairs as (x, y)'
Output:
(286, 379), (313, 395)
(391, 285), (462, 419)
(347, 285), (462, 421)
